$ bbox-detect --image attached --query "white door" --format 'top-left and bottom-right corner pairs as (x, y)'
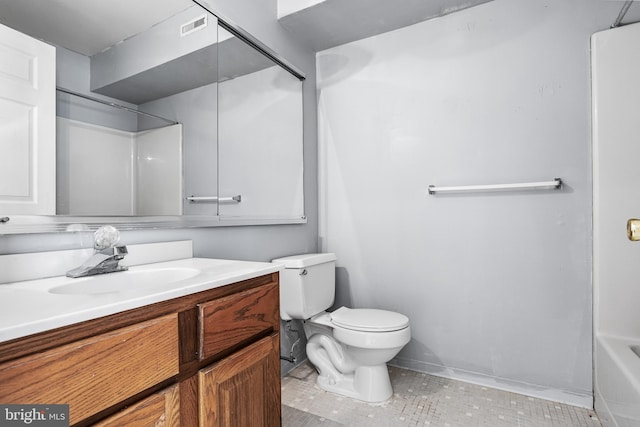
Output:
(0, 23), (56, 215)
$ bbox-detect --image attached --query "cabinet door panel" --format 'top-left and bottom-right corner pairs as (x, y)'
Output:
(198, 334), (280, 427)
(0, 314), (179, 425)
(198, 283), (278, 359)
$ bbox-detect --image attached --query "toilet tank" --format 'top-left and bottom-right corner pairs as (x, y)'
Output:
(272, 253), (337, 321)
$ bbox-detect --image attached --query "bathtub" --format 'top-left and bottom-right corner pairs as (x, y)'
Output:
(595, 335), (640, 427)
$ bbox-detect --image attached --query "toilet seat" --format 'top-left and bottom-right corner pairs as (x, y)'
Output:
(330, 307), (409, 332)
(306, 307), (411, 349)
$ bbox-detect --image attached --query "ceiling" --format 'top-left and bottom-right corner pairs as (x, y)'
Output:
(1, 0), (638, 59)
(0, 0), (497, 57)
(0, 0), (193, 56)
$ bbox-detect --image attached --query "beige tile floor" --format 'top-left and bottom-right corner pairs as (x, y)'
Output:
(282, 362), (602, 427)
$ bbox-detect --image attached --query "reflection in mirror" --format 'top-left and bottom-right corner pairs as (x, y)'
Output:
(56, 91), (183, 216)
(0, 0), (305, 233)
(55, 4), (219, 217)
(217, 27), (304, 220)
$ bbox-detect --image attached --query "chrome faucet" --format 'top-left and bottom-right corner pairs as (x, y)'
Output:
(66, 225), (128, 278)
(66, 246), (128, 278)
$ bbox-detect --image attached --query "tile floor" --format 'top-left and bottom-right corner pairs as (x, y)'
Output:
(281, 362), (602, 427)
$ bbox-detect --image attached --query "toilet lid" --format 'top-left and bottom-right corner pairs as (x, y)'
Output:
(330, 307), (409, 332)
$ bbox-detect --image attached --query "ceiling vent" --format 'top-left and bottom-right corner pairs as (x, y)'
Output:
(181, 14), (208, 37)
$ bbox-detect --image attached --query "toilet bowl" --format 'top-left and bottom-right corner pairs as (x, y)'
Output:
(273, 253), (411, 403)
(305, 307), (410, 402)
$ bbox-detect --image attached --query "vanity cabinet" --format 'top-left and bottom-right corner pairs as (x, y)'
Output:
(0, 273), (281, 427)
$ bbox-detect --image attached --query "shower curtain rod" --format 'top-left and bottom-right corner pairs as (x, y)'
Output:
(612, 1), (634, 28)
(56, 87), (179, 125)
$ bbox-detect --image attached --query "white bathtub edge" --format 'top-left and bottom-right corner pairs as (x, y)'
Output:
(594, 334), (640, 427)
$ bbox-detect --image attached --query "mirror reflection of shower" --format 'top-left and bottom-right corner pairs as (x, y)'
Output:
(217, 26), (305, 220)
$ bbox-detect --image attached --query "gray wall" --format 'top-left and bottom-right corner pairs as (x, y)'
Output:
(56, 47), (139, 132)
(315, 0), (634, 406)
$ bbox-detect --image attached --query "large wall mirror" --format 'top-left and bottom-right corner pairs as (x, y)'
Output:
(0, 0), (305, 234)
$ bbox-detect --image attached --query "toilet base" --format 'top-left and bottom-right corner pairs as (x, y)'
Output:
(316, 364), (393, 403)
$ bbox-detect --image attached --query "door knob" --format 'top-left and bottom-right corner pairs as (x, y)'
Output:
(627, 219), (640, 241)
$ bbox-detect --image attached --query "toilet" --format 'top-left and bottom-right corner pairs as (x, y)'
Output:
(273, 253), (411, 403)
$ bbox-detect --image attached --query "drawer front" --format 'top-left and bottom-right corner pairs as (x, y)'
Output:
(93, 384), (180, 427)
(199, 283), (279, 360)
(0, 314), (179, 425)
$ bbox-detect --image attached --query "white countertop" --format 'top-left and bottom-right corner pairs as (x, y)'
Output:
(0, 258), (282, 343)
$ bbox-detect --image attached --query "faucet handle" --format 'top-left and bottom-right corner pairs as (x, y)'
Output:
(94, 225), (121, 250)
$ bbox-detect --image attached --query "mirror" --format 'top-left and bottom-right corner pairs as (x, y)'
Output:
(217, 27), (304, 221)
(0, 0), (305, 233)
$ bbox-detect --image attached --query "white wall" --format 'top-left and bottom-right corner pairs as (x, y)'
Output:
(56, 118), (135, 215)
(136, 124), (183, 216)
(317, 0), (622, 406)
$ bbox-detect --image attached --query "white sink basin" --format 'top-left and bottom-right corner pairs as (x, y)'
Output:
(49, 267), (201, 295)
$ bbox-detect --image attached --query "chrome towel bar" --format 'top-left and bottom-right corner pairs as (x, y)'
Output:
(186, 195), (242, 202)
(428, 178), (562, 195)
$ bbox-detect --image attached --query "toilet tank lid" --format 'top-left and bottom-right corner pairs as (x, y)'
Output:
(271, 253), (337, 268)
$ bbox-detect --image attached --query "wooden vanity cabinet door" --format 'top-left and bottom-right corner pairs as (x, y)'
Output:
(0, 314), (179, 425)
(198, 283), (278, 360)
(198, 334), (280, 427)
(93, 384), (180, 427)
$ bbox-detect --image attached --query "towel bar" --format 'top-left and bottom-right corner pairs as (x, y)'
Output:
(428, 178), (562, 195)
